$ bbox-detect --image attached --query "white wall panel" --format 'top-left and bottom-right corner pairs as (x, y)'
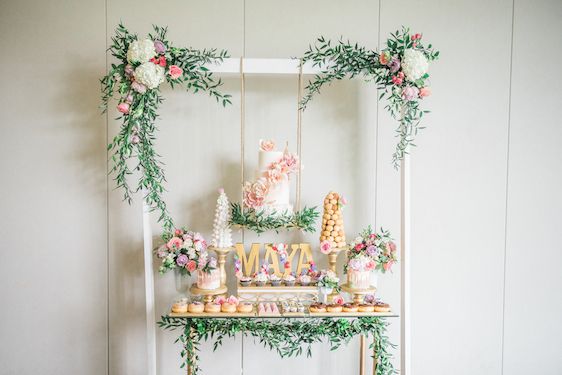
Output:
(503, 1), (562, 374)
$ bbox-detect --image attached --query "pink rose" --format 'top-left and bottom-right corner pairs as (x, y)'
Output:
(387, 241), (397, 252)
(167, 237), (182, 250)
(117, 102), (130, 114)
(383, 261), (394, 271)
(355, 243), (365, 251)
(333, 295), (344, 305)
(259, 139), (275, 151)
(419, 87), (431, 98)
(168, 65), (183, 79)
(320, 240), (332, 255)
(186, 260), (197, 272)
(365, 260), (376, 271)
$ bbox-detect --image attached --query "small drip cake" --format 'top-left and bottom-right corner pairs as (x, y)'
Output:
(347, 268), (371, 289)
(197, 268), (220, 290)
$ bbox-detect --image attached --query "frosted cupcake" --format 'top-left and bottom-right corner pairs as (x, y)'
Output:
(283, 274), (296, 286)
(239, 276), (252, 287)
(254, 272), (269, 286)
(298, 274), (312, 286)
(270, 274), (281, 286)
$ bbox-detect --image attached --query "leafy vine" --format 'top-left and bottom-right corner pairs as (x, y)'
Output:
(101, 24), (231, 231)
(230, 203), (319, 234)
(300, 27), (439, 167)
(158, 316), (396, 375)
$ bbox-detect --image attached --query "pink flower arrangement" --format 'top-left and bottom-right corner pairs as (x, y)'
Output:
(156, 228), (217, 276)
(347, 226), (397, 274)
(419, 87), (431, 98)
(332, 295), (345, 305)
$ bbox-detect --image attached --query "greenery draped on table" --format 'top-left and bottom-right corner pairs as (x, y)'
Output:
(158, 316), (396, 374)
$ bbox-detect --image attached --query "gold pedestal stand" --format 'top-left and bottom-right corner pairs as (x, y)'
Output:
(341, 284), (376, 304)
(208, 245), (235, 287)
(189, 284), (228, 303)
(326, 246), (347, 303)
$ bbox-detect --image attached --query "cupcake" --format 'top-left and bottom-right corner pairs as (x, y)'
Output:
(239, 276), (252, 287)
(270, 274), (281, 286)
(254, 272), (269, 286)
(283, 274), (296, 286)
(298, 274), (312, 286)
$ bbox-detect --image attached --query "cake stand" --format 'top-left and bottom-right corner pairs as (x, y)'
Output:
(189, 285), (228, 303)
(208, 245), (235, 287)
(341, 284), (376, 304)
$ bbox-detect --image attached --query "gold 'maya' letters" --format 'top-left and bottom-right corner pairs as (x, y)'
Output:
(235, 243), (314, 277)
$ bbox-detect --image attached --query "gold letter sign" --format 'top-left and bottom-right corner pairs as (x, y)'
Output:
(235, 243), (314, 276)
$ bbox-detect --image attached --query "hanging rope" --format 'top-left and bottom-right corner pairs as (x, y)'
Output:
(296, 60), (304, 212)
(240, 57), (246, 243)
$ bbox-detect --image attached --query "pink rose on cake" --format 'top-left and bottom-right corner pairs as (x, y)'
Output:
(243, 177), (269, 208)
(266, 166), (285, 185)
(281, 152), (299, 173)
(259, 139), (275, 151)
(320, 240), (332, 254)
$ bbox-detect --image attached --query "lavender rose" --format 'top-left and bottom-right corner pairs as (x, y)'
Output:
(366, 245), (377, 256)
(388, 57), (401, 73)
(176, 254), (189, 267)
(154, 40), (167, 55)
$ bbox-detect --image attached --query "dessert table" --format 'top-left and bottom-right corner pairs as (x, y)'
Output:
(159, 312), (398, 375)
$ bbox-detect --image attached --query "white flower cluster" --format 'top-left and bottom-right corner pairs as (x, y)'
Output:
(211, 189), (233, 248)
(401, 49), (429, 81)
(126, 39), (156, 63)
(133, 62), (165, 89)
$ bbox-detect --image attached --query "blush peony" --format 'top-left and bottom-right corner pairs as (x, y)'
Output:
(168, 65), (183, 79)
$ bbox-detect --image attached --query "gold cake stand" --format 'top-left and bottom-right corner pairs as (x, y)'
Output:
(341, 283), (377, 304)
(326, 246), (347, 303)
(189, 285), (227, 303)
(207, 245), (235, 286)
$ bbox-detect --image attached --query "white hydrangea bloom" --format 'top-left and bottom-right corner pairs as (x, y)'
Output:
(133, 62), (165, 89)
(126, 39), (156, 63)
(401, 49), (429, 82)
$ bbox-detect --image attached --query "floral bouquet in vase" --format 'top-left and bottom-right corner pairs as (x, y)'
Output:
(156, 228), (219, 291)
(346, 226), (397, 289)
(317, 270), (340, 303)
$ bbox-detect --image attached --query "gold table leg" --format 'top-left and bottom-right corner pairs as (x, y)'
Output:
(359, 334), (366, 375)
(372, 336), (378, 375)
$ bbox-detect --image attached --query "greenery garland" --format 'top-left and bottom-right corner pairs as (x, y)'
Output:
(300, 27), (439, 168)
(230, 203), (319, 234)
(101, 24), (231, 231)
(158, 316), (396, 375)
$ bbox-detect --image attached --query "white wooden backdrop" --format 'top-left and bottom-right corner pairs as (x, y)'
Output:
(1, 0), (561, 374)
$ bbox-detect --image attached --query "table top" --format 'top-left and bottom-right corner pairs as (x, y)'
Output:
(168, 310), (398, 318)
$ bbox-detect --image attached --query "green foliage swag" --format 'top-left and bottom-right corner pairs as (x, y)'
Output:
(101, 24), (231, 231)
(158, 316), (396, 374)
(301, 27), (439, 167)
(230, 203), (319, 234)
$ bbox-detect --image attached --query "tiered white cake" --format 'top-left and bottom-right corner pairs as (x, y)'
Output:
(257, 148), (293, 214)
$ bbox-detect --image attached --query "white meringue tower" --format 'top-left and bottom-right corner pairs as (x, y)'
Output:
(211, 188), (233, 248)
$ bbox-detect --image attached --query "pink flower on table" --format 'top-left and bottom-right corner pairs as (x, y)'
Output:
(391, 75), (403, 85)
(227, 295), (239, 305)
(117, 102), (130, 114)
(386, 241), (397, 253)
(156, 245), (168, 258)
(383, 261), (394, 272)
(175, 229), (182, 236)
(167, 237), (183, 250)
(243, 178), (269, 208)
(176, 254), (188, 267)
(320, 240), (332, 255)
(168, 65), (183, 79)
(214, 296), (226, 305)
(389, 57), (401, 73)
(366, 245), (377, 256)
(419, 87), (431, 98)
(259, 139), (275, 151)
(402, 86), (420, 101)
(355, 243), (365, 251)
(186, 260), (197, 272)
(333, 295), (344, 305)
(365, 260), (376, 271)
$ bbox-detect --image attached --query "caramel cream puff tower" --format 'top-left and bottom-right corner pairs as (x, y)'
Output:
(320, 192), (346, 248)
